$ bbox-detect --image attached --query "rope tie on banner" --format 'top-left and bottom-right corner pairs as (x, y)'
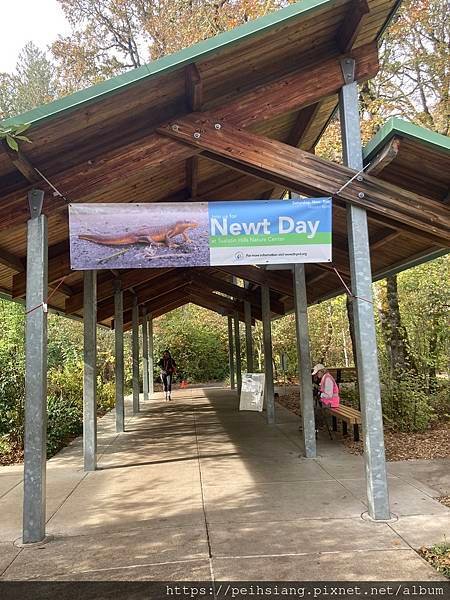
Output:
(332, 266), (373, 305)
(25, 276), (68, 315)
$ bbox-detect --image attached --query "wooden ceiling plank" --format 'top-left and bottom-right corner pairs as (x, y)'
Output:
(158, 116), (450, 246)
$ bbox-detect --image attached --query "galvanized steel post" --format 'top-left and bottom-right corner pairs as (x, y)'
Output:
(261, 284), (275, 424)
(234, 311), (242, 396)
(83, 270), (97, 472)
(148, 313), (154, 395)
(228, 315), (236, 389)
(114, 281), (125, 432)
(244, 300), (254, 373)
(142, 306), (149, 402)
(293, 263), (316, 458)
(339, 58), (390, 520)
(132, 296), (140, 414)
(23, 190), (48, 544)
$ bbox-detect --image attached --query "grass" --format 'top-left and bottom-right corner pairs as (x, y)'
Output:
(419, 541), (450, 578)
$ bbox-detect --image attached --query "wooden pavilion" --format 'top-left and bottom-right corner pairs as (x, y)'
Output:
(0, 0), (449, 544)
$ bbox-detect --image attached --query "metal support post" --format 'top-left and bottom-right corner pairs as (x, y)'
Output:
(83, 270), (97, 472)
(132, 296), (140, 414)
(142, 306), (149, 402)
(114, 280), (124, 433)
(148, 313), (154, 395)
(244, 300), (254, 373)
(227, 315), (235, 389)
(234, 311), (242, 396)
(23, 190), (48, 544)
(339, 58), (390, 520)
(293, 264), (316, 458)
(261, 285), (275, 424)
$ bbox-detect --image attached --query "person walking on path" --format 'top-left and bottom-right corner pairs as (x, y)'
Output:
(158, 350), (177, 401)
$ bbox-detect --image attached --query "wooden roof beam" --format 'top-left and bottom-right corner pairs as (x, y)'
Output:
(0, 43), (379, 233)
(0, 246), (25, 272)
(0, 142), (40, 184)
(191, 272), (286, 315)
(216, 265), (294, 297)
(97, 271), (190, 322)
(366, 137), (401, 176)
(65, 268), (174, 314)
(186, 156), (199, 200)
(188, 289), (256, 322)
(121, 286), (191, 329)
(123, 296), (189, 331)
(262, 102), (323, 200)
(158, 116), (450, 246)
(336, 0), (370, 53)
(185, 63), (203, 112)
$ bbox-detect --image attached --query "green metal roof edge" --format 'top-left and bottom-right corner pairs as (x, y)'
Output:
(1, 0), (332, 129)
(363, 117), (450, 162)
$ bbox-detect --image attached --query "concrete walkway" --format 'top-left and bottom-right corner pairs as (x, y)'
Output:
(0, 387), (449, 581)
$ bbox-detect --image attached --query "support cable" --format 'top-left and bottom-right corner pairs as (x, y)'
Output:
(25, 275), (68, 315)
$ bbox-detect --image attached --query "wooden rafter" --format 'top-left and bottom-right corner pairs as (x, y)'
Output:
(65, 268), (174, 314)
(0, 43), (379, 233)
(0, 246), (25, 272)
(97, 271), (191, 322)
(158, 116), (450, 246)
(262, 102), (323, 200)
(186, 156), (199, 200)
(191, 272), (285, 315)
(216, 265), (294, 297)
(185, 63), (203, 112)
(0, 142), (40, 184)
(366, 137), (401, 176)
(336, 0), (370, 53)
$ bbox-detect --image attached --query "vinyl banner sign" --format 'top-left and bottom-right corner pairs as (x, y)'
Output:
(69, 198), (331, 269)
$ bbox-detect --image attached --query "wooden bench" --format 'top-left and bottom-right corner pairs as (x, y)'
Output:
(324, 404), (362, 441)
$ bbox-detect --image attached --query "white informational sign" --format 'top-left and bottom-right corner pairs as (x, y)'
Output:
(239, 373), (265, 412)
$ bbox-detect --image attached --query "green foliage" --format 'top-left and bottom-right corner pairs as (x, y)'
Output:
(0, 42), (58, 119)
(0, 123), (31, 151)
(153, 305), (229, 383)
(380, 368), (436, 432)
(0, 299), (117, 461)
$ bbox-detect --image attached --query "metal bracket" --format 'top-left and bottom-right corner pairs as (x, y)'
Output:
(27, 189), (44, 219)
(340, 58), (356, 84)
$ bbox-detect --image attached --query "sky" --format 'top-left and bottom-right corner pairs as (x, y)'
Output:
(0, 0), (70, 73)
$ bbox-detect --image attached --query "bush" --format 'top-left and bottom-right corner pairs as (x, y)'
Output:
(381, 369), (436, 432)
(47, 394), (83, 456)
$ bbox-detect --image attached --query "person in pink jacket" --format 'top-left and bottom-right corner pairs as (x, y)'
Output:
(311, 364), (340, 408)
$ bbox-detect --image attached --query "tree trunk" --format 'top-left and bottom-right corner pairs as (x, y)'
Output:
(378, 275), (416, 376)
(346, 295), (357, 370)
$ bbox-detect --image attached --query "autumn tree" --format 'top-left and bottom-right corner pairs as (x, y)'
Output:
(52, 0), (288, 93)
(0, 42), (58, 119)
